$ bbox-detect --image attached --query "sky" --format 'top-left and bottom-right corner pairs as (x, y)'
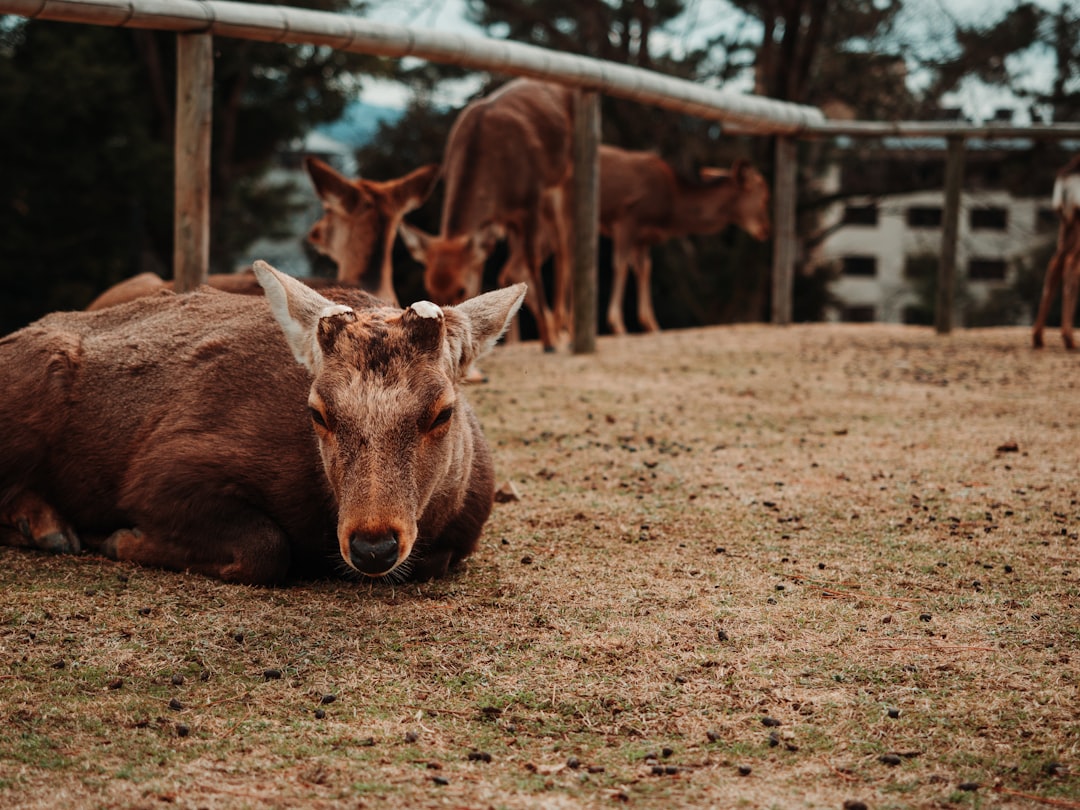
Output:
(355, 0), (1072, 124)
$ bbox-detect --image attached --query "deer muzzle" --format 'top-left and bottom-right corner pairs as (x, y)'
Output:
(343, 521), (416, 577)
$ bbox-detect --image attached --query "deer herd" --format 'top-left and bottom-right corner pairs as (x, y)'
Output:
(1, 77), (1074, 585)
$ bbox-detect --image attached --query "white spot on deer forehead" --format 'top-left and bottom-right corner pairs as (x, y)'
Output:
(319, 304), (354, 319)
(410, 301), (443, 320)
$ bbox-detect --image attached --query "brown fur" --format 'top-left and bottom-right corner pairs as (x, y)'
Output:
(399, 79), (576, 352)
(1033, 155), (1080, 349)
(0, 263), (524, 585)
(589, 146), (771, 334)
(85, 159), (438, 311)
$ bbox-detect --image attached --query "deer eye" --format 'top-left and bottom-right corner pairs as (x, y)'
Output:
(309, 406), (328, 430)
(428, 405), (454, 432)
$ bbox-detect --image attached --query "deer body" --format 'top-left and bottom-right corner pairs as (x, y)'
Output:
(399, 79), (575, 351)
(86, 158), (438, 311)
(0, 263), (524, 584)
(1033, 155), (1080, 349)
(594, 146), (771, 334)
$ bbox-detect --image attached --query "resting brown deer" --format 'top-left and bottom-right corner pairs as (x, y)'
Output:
(590, 146), (771, 335)
(0, 262), (525, 585)
(1033, 155), (1080, 349)
(398, 79), (575, 352)
(86, 157), (439, 310)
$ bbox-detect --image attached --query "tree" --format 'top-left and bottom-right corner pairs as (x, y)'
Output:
(0, 2), (381, 332)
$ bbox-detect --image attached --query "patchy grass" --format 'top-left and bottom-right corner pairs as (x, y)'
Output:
(1, 323), (1077, 809)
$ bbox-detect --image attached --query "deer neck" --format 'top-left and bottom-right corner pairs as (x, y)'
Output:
(670, 177), (738, 235)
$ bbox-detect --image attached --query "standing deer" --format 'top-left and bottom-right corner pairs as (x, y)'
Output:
(398, 79), (575, 352)
(1033, 155), (1080, 349)
(0, 262), (525, 585)
(86, 157), (439, 310)
(591, 146), (771, 335)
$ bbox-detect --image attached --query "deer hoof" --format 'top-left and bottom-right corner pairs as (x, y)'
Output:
(15, 516), (81, 554)
(37, 530), (81, 555)
(543, 345), (557, 354)
(102, 528), (142, 560)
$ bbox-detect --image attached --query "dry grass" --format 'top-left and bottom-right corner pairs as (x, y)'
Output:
(1, 322), (1078, 809)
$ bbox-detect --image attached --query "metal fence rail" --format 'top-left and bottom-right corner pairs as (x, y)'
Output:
(1, 0), (825, 135)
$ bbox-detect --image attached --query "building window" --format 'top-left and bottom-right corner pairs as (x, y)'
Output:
(970, 207), (1008, 231)
(904, 255), (936, 280)
(907, 206), (943, 228)
(841, 305), (876, 323)
(843, 204), (879, 226)
(968, 258), (1007, 281)
(842, 256), (877, 277)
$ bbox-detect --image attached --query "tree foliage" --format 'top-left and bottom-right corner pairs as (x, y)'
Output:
(0, 1), (380, 332)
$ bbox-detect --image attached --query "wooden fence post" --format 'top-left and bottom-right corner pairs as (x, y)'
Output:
(771, 136), (797, 325)
(174, 32), (213, 292)
(936, 135), (965, 334)
(572, 89), (601, 354)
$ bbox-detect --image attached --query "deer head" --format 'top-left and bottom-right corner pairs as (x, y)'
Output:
(398, 221), (504, 307)
(305, 157), (440, 304)
(253, 260), (524, 577)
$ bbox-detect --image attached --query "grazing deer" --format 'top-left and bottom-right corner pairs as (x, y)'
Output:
(86, 157), (439, 310)
(1033, 155), (1080, 349)
(0, 262), (525, 585)
(591, 146), (772, 335)
(398, 79), (575, 352)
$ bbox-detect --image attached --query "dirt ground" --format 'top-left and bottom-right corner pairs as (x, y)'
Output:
(1, 322), (1077, 809)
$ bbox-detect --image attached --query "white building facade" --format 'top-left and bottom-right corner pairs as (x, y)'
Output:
(816, 141), (1059, 325)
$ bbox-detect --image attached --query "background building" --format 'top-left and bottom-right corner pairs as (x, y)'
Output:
(815, 131), (1064, 327)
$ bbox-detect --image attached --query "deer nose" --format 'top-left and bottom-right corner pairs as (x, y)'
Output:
(348, 530), (400, 576)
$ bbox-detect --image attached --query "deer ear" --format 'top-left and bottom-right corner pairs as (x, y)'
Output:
(393, 163), (441, 213)
(305, 156), (361, 211)
(253, 260), (354, 373)
(444, 283), (527, 377)
(398, 222), (432, 264)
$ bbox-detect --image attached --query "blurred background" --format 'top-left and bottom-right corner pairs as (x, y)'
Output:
(1, 0), (1077, 335)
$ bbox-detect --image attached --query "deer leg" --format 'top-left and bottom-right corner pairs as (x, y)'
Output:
(1062, 233), (1080, 351)
(634, 246), (661, 333)
(549, 189), (574, 341)
(1034, 222), (1069, 349)
(97, 503), (291, 585)
(521, 220), (558, 352)
(607, 232), (632, 336)
(0, 489), (81, 554)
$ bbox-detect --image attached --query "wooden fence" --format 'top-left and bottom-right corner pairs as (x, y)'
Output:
(3, 0), (1080, 344)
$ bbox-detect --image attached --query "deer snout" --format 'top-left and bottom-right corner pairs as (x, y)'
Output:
(749, 221), (771, 241)
(348, 528), (401, 576)
(428, 283), (468, 307)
